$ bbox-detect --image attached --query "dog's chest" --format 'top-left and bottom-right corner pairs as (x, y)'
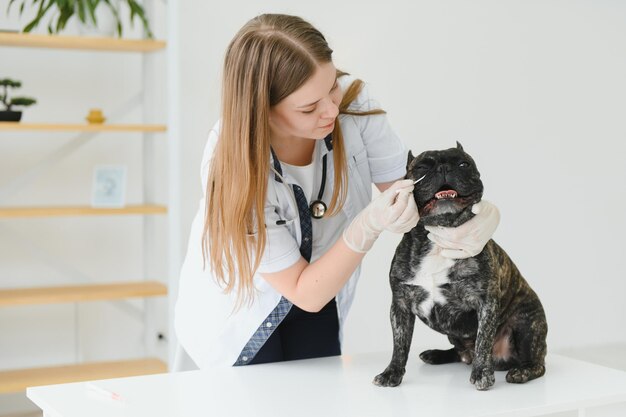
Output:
(404, 245), (456, 317)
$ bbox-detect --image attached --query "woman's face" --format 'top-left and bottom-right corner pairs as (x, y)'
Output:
(269, 62), (342, 142)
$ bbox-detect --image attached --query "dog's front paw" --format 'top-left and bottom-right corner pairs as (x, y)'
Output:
(470, 366), (495, 391)
(373, 368), (405, 387)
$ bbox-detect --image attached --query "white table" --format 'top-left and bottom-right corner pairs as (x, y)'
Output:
(27, 352), (626, 417)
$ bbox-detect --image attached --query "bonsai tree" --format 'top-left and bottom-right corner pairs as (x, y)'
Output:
(7, 0), (153, 38)
(0, 78), (37, 111)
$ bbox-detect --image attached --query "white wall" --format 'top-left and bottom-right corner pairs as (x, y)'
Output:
(178, 0), (626, 357)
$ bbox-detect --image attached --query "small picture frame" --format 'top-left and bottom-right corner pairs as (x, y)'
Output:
(91, 165), (127, 208)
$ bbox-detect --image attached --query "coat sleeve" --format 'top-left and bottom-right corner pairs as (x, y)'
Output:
(341, 76), (408, 184)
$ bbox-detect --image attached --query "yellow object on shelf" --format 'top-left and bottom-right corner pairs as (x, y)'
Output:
(86, 108), (106, 124)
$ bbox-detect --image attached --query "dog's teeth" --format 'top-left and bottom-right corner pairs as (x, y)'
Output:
(435, 190), (458, 200)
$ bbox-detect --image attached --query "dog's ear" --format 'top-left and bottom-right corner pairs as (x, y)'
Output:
(456, 141), (464, 151)
(406, 150), (415, 170)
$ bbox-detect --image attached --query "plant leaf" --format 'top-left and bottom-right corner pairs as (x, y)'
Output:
(86, 0), (97, 25)
(76, 0), (86, 23)
(127, 0), (153, 38)
(102, 0), (123, 37)
(0, 79), (14, 86)
(24, 0), (54, 33)
(6, 0), (18, 15)
(12, 97), (38, 106)
(57, 7), (73, 32)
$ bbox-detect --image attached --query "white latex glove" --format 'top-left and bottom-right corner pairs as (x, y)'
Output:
(386, 187), (420, 234)
(424, 200), (500, 259)
(343, 179), (419, 253)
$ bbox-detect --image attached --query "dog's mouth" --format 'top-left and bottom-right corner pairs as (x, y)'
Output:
(435, 188), (458, 200)
(430, 184), (461, 203)
(420, 185), (474, 215)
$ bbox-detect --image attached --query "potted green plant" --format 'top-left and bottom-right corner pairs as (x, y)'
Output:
(0, 78), (37, 122)
(7, 0), (153, 38)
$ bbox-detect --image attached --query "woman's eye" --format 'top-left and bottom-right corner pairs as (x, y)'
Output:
(302, 108), (315, 114)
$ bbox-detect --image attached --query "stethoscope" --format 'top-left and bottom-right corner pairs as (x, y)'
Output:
(268, 134), (332, 228)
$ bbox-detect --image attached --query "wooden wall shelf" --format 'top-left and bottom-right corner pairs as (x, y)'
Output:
(0, 281), (167, 307)
(0, 122), (167, 132)
(0, 205), (167, 218)
(0, 358), (167, 393)
(0, 32), (166, 52)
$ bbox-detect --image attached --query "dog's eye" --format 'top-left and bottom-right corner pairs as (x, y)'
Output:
(459, 161), (470, 168)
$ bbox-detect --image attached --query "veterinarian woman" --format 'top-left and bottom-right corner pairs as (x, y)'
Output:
(174, 13), (500, 369)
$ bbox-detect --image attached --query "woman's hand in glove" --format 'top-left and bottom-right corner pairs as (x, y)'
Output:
(424, 200), (500, 259)
(342, 179), (420, 253)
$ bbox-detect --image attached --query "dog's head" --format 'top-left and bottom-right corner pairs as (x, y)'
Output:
(406, 142), (483, 227)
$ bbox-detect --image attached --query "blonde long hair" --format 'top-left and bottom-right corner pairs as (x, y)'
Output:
(203, 14), (385, 307)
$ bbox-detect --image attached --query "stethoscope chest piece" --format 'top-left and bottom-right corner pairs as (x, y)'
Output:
(310, 200), (327, 219)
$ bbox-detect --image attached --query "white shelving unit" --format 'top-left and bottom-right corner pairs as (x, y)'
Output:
(0, 6), (179, 394)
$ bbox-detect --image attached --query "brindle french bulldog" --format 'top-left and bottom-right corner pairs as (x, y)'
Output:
(373, 143), (547, 390)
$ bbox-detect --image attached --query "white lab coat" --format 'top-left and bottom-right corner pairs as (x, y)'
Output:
(174, 75), (408, 369)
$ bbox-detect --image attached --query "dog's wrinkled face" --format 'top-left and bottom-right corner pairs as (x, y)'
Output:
(406, 142), (484, 227)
